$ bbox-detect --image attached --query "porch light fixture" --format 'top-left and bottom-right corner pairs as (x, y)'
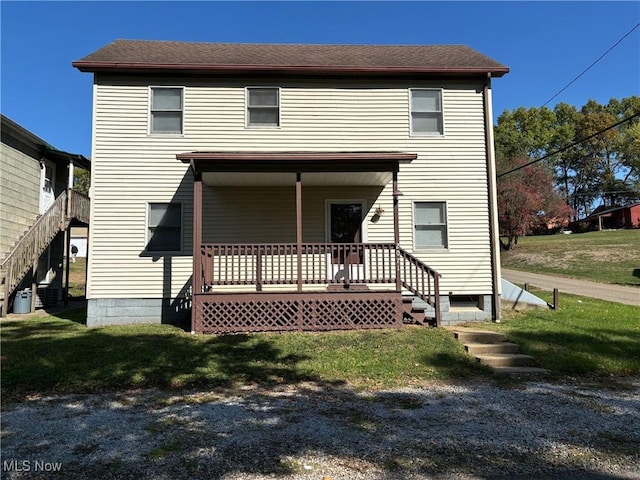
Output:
(371, 206), (385, 223)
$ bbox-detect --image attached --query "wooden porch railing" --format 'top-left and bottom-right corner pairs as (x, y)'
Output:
(1, 189), (90, 316)
(397, 247), (442, 327)
(68, 189), (91, 225)
(198, 242), (441, 325)
(201, 243), (398, 288)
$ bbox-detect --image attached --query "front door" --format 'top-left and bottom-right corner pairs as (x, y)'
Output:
(327, 201), (366, 281)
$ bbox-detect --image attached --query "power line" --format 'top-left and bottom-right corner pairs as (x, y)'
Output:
(496, 112), (640, 178)
(540, 22), (640, 108)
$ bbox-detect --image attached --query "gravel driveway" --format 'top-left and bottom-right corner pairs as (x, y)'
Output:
(2, 379), (639, 480)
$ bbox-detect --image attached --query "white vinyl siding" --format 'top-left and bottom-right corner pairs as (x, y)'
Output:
(150, 87), (183, 134)
(89, 77), (493, 298)
(410, 89), (443, 136)
(246, 87), (280, 127)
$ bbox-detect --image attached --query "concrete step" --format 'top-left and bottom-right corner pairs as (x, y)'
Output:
(475, 353), (538, 368)
(453, 330), (507, 344)
(489, 366), (550, 375)
(465, 342), (520, 355)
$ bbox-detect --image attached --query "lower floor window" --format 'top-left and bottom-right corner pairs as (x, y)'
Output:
(147, 203), (182, 252)
(414, 202), (448, 249)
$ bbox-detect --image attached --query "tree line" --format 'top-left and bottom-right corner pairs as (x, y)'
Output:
(494, 96), (640, 249)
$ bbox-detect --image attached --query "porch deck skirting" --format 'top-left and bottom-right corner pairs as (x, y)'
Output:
(194, 291), (403, 334)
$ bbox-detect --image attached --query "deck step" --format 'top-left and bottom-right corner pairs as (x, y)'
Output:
(465, 342), (520, 355)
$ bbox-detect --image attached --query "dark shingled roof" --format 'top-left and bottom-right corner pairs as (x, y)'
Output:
(73, 39), (509, 77)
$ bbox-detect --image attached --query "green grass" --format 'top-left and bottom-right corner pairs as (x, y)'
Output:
(501, 229), (640, 285)
(0, 311), (484, 402)
(67, 257), (86, 298)
(480, 290), (640, 377)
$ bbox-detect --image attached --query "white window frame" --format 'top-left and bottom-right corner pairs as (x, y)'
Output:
(412, 201), (448, 250)
(409, 88), (444, 137)
(149, 86), (184, 135)
(245, 86), (280, 128)
(145, 202), (183, 254)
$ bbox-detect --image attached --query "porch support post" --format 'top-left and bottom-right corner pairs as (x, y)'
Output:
(392, 170), (402, 292)
(192, 171), (203, 333)
(30, 259), (38, 313)
(64, 227), (71, 305)
(296, 172), (303, 292)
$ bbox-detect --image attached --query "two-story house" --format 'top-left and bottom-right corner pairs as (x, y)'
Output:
(1, 115), (90, 315)
(73, 40), (508, 333)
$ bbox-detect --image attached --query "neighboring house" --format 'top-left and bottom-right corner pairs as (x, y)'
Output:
(73, 40), (509, 332)
(0, 115), (90, 315)
(580, 203), (640, 230)
(70, 226), (89, 258)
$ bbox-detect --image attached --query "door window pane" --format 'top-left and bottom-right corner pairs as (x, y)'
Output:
(330, 203), (363, 243)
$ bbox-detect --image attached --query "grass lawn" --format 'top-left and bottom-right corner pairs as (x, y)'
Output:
(501, 229), (640, 286)
(67, 257), (86, 298)
(0, 312), (486, 402)
(480, 290), (640, 378)
(3, 292), (639, 402)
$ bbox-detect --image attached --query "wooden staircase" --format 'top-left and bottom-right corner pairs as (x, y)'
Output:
(1, 189), (89, 316)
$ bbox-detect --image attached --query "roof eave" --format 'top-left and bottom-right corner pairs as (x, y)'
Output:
(72, 61), (509, 77)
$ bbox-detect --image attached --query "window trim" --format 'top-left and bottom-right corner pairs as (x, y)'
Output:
(148, 86), (184, 136)
(245, 86), (281, 128)
(145, 202), (183, 254)
(409, 88), (444, 137)
(412, 201), (449, 250)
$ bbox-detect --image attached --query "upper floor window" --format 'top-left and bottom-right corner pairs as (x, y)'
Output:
(410, 89), (443, 136)
(246, 87), (279, 127)
(150, 87), (183, 134)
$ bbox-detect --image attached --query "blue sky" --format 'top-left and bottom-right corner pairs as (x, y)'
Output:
(2, 1), (639, 157)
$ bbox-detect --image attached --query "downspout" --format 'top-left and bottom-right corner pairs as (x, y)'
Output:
(483, 73), (502, 321)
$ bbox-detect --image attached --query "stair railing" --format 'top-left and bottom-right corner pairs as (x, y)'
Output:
(397, 247), (441, 327)
(1, 189), (90, 316)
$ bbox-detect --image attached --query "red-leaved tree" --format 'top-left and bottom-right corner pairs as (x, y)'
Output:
(497, 157), (573, 250)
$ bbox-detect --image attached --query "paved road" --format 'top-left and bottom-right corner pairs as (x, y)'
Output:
(502, 269), (640, 307)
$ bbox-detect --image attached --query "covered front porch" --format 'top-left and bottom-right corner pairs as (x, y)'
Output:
(178, 152), (441, 333)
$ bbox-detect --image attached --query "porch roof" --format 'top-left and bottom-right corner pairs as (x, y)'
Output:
(177, 151), (416, 174)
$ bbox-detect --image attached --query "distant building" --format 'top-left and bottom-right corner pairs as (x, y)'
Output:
(580, 203), (640, 230)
